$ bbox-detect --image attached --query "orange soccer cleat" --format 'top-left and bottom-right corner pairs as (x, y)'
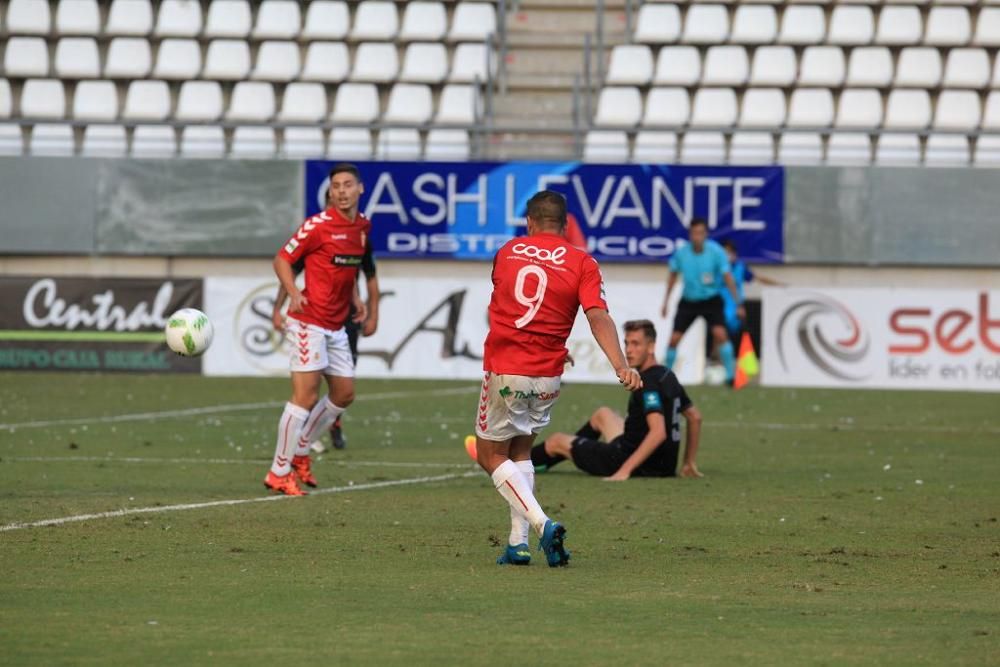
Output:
(264, 470), (307, 496)
(291, 455), (318, 488)
(464, 435), (478, 462)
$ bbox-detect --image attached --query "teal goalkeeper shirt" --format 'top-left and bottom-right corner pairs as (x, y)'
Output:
(668, 239), (732, 302)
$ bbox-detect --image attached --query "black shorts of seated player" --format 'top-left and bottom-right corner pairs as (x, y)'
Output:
(531, 319), (704, 480)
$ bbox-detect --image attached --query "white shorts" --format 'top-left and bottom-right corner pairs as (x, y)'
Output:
(475, 372), (561, 442)
(286, 318), (355, 377)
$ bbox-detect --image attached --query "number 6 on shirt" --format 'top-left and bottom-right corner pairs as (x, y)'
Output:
(513, 264), (548, 328)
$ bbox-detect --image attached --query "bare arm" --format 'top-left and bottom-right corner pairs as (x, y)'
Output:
(272, 283), (289, 331)
(679, 405), (703, 479)
(605, 412), (668, 481)
(363, 274), (380, 336)
(660, 272), (678, 318)
(273, 255), (307, 314)
(585, 308), (642, 391)
(723, 272), (746, 320)
(754, 273), (783, 287)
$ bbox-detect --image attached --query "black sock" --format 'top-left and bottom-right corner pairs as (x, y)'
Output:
(531, 441), (566, 468)
(575, 420), (600, 440)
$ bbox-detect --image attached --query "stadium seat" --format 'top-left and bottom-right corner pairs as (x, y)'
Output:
(595, 87), (642, 127)
(123, 81), (171, 120)
(449, 3), (497, 42)
(383, 83), (434, 124)
(227, 82), (276, 121)
(6, 0), (51, 35)
(205, 0), (252, 38)
(331, 83), (380, 123)
(155, 0), (203, 37)
(730, 5), (777, 44)
(787, 89), (835, 127)
(351, 43), (399, 82)
(328, 128), (373, 159)
(799, 46), (846, 87)
(885, 89), (932, 128)
(252, 41), (301, 82)
(301, 1), (349, 40)
(436, 84), (479, 124)
(131, 125), (177, 157)
(895, 48), (942, 88)
(606, 46), (654, 86)
(845, 47), (894, 88)
(680, 131), (726, 164)
(301, 43), (350, 82)
(3, 38), (49, 78)
(778, 133), (824, 164)
(450, 43), (495, 84)
(282, 127), (326, 159)
(204, 40), (251, 80)
(982, 91), (1000, 129)
(400, 2), (448, 41)
(633, 4), (681, 44)
(73, 80), (118, 120)
(875, 134), (922, 165)
(176, 81), (224, 120)
(0, 79), (12, 118)
(56, 0), (100, 35)
(653, 46), (701, 86)
(778, 6), (825, 45)
(55, 38), (101, 79)
(231, 127), (277, 158)
(933, 90), (981, 129)
(21, 79), (65, 119)
(749, 46), (796, 86)
(106, 0), (153, 36)
(992, 54), (1000, 88)
(876, 6), (922, 45)
(351, 2), (399, 40)
(278, 83), (327, 122)
(425, 129), (470, 160)
(632, 131), (678, 163)
(30, 124), (75, 156)
(924, 7), (971, 46)
(0, 124), (25, 155)
(683, 4), (729, 44)
(924, 135), (970, 165)
(826, 133), (872, 165)
(400, 43), (449, 83)
(376, 128), (422, 160)
(154, 39), (202, 80)
(643, 87), (690, 127)
(82, 125), (127, 157)
(729, 132), (774, 164)
(105, 38), (153, 79)
(836, 89), (884, 128)
(583, 131), (629, 163)
(253, 1), (302, 39)
(702, 46), (748, 86)
(974, 8), (1000, 47)
(942, 49), (990, 88)
(828, 6), (875, 45)
(690, 88), (738, 127)
(973, 136), (1000, 165)
(180, 126), (226, 157)
(739, 88), (786, 128)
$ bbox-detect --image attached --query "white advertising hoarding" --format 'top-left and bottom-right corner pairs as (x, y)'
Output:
(762, 288), (1000, 392)
(203, 274), (706, 384)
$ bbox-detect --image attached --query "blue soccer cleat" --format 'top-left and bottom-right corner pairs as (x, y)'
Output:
(496, 543), (531, 566)
(539, 520), (570, 567)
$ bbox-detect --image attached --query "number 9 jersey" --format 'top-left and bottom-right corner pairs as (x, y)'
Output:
(483, 232), (608, 377)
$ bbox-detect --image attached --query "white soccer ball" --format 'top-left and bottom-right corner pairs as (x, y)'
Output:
(704, 364), (727, 386)
(164, 308), (214, 357)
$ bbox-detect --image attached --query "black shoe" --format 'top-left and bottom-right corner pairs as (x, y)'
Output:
(330, 424), (347, 450)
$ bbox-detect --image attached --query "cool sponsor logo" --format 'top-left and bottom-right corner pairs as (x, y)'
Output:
(776, 295), (871, 382)
(510, 243), (567, 265)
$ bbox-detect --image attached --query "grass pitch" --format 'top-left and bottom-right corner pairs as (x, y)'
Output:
(0, 373), (997, 666)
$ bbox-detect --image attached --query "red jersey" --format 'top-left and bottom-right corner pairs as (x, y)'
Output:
(278, 207), (371, 331)
(483, 232), (608, 377)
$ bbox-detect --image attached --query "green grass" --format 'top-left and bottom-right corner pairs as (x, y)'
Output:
(0, 373), (997, 666)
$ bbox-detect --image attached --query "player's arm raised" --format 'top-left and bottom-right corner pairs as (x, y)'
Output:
(585, 308), (642, 391)
(605, 411), (668, 481)
(679, 405), (703, 478)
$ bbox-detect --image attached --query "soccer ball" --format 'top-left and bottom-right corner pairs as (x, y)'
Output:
(164, 308), (214, 357)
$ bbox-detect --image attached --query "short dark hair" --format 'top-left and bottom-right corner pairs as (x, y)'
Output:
(722, 239), (737, 252)
(623, 319), (657, 342)
(526, 190), (567, 230)
(689, 218), (708, 230)
(329, 162), (361, 182)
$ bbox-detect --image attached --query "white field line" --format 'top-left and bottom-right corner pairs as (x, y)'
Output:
(6, 456), (475, 469)
(710, 420), (1000, 436)
(0, 386), (477, 432)
(0, 470), (481, 533)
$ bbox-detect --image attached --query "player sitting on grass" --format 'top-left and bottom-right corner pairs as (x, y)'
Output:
(530, 319), (703, 480)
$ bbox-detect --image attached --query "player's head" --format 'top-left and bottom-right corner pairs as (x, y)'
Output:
(525, 190), (567, 236)
(688, 218), (709, 250)
(722, 239), (738, 263)
(327, 163), (364, 216)
(623, 319), (657, 370)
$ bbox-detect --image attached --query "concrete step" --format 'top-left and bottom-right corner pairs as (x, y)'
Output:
(505, 6), (629, 36)
(487, 131), (580, 160)
(504, 47), (584, 75)
(505, 30), (627, 49)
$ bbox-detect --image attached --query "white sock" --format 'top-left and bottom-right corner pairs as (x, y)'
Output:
(294, 397), (345, 456)
(509, 460), (534, 546)
(271, 403), (309, 476)
(491, 460), (548, 537)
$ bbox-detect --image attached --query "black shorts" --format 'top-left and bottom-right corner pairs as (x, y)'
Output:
(571, 436), (677, 478)
(673, 296), (725, 334)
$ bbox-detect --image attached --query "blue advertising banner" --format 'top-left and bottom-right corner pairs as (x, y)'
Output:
(304, 161), (784, 264)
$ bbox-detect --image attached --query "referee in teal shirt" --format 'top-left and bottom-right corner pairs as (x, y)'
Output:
(659, 219), (745, 385)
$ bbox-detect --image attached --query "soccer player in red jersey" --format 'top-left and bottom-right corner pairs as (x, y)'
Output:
(264, 163), (378, 495)
(474, 190), (643, 566)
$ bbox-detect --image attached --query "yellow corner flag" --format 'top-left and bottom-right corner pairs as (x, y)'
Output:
(733, 332), (759, 390)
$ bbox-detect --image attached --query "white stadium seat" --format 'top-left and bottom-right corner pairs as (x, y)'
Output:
(278, 83), (328, 122)
(924, 7), (971, 46)
(425, 129), (470, 160)
(594, 87), (642, 127)
(21, 79), (65, 118)
(352, 2), (399, 40)
(30, 124), (74, 156)
(730, 5), (777, 44)
(933, 90), (981, 129)
(56, 0), (100, 35)
(252, 42), (302, 82)
(383, 83), (434, 124)
(376, 128), (422, 160)
(301, 43), (350, 82)
(653, 46), (701, 86)
(690, 88), (738, 127)
(778, 133), (824, 165)
(643, 87), (690, 127)
(204, 40), (251, 80)
(231, 127), (277, 158)
(942, 49), (990, 88)
(180, 126), (226, 158)
(876, 6), (923, 45)
(3, 38), (49, 77)
(6, 0), (51, 35)
(702, 46), (748, 86)
(328, 128), (373, 159)
(176, 81), (224, 120)
(331, 83), (380, 123)
(227, 82), (276, 121)
(435, 85), (479, 124)
(205, 0), (252, 38)
(400, 43), (449, 83)
(799, 46), (846, 87)
(606, 46), (654, 86)
(253, 0), (302, 39)
(124, 81), (171, 121)
(154, 39), (202, 80)
(876, 134), (922, 165)
(750, 46), (796, 86)
(836, 89), (884, 128)
(351, 43), (399, 82)
(632, 131), (678, 163)
(895, 48), (942, 87)
(0, 123), (25, 155)
(105, 38), (153, 79)
(974, 8), (1000, 47)
(449, 3), (497, 42)
(787, 89), (835, 127)
(131, 125), (177, 157)
(779, 6), (826, 45)
(282, 127), (326, 159)
(924, 135), (970, 166)
(974, 136), (1000, 166)
(683, 4), (729, 44)
(400, 2), (448, 41)
(992, 53), (1000, 88)
(73, 80), (118, 120)
(633, 4), (681, 44)
(302, 1), (349, 40)
(845, 47), (894, 88)
(729, 131), (774, 164)
(450, 43), (495, 83)
(0, 80), (12, 117)
(739, 89), (786, 128)
(82, 125), (127, 157)
(982, 91), (1000, 129)
(680, 131), (725, 164)
(155, 0), (203, 37)
(583, 131), (629, 163)
(828, 6), (875, 45)
(106, 0), (153, 36)
(885, 89), (932, 128)
(827, 133), (872, 165)
(55, 38), (101, 79)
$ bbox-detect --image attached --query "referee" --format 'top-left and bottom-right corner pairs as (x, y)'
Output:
(659, 219), (744, 386)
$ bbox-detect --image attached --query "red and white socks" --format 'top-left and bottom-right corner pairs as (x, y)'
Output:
(509, 460), (535, 546)
(491, 459), (548, 537)
(294, 397), (346, 457)
(271, 402), (309, 476)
